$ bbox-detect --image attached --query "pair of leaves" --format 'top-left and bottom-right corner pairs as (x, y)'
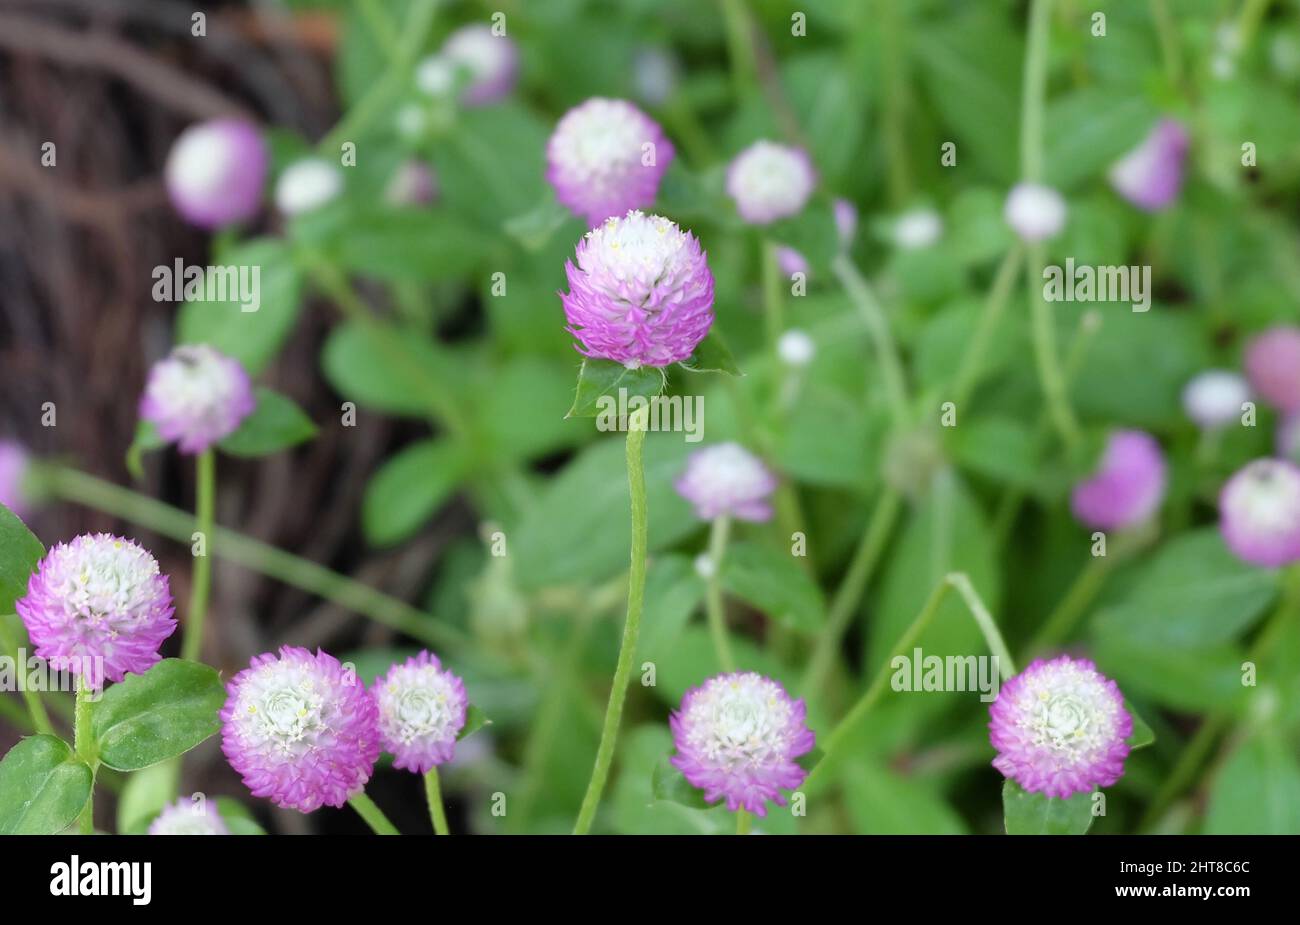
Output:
(566, 331), (739, 418)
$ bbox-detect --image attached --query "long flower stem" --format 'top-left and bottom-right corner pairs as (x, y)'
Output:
(832, 255), (909, 427)
(1028, 244), (1082, 451)
(1020, 0), (1053, 183)
(181, 449), (215, 663)
(804, 573), (1013, 794)
(424, 768), (450, 835)
(802, 488), (901, 699)
(761, 238), (784, 358)
(572, 405), (651, 835)
(736, 808), (752, 835)
(704, 515), (735, 672)
(0, 618), (52, 735)
(348, 791), (400, 835)
(950, 246), (1024, 409)
(74, 677), (97, 834)
(35, 464), (469, 652)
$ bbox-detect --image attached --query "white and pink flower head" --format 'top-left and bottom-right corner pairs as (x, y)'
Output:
(164, 118), (268, 230)
(1219, 458), (1300, 568)
(560, 210), (714, 368)
(139, 344), (255, 455)
(1244, 326), (1300, 413)
(374, 650), (468, 774)
(989, 655), (1132, 799)
(0, 440), (32, 520)
(220, 647), (380, 813)
(16, 533), (175, 688)
(725, 140), (816, 225)
(546, 97), (675, 227)
(148, 798), (229, 835)
(1070, 430), (1167, 531)
(1108, 119), (1190, 212)
(1182, 369), (1250, 430)
(1004, 182), (1067, 242)
(418, 24), (518, 107)
(675, 442), (778, 523)
(670, 671), (814, 816)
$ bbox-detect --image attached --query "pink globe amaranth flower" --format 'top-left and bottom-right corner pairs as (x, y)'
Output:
(374, 650), (468, 774)
(1278, 414), (1300, 462)
(560, 210), (714, 368)
(833, 197), (858, 246)
(139, 344), (256, 454)
(1070, 429), (1167, 531)
(1219, 458), (1300, 568)
(1244, 326), (1300, 412)
(1182, 369), (1250, 430)
(148, 799), (229, 835)
(989, 656), (1132, 799)
(274, 158), (343, 215)
(775, 245), (808, 278)
(440, 24), (519, 106)
(1004, 182), (1067, 242)
(164, 119), (268, 230)
(1109, 119), (1190, 212)
(220, 647), (380, 813)
(675, 442), (778, 523)
(725, 140), (816, 225)
(546, 98), (675, 227)
(16, 533), (175, 687)
(385, 159), (438, 207)
(0, 439), (32, 520)
(670, 672), (814, 816)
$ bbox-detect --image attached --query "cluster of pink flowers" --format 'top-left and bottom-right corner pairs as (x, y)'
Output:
(220, 646), (468, 813)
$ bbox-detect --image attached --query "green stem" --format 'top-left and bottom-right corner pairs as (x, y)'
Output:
(572, 405), (651, 835)
(1020, 0), (1053, 183)
(736, 808), (752, 835)
(35, 464), (469, 652)
(424, 769), (451, 835)
(877, 0), (910, 205)
(704, 516), (735, 673)
(181, 449), (215, 663)
(348, 791), (400, 835)
(1150, 0), (1184, 89)
(74, 677), (97, 834)
(801, 488), (901, 699)
(0, 618), (52, 735)
(832, 255), (909, 426)
(804, 572), (1012, 794)
(718, 0), (759, 101)
(761, 238), (784, 361)
(1028, 243), (1082, 451)
(950, 246), (1024, 409)
(1025, 555), (1112, 657)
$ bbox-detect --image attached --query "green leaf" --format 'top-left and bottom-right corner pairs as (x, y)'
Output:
(678, 330), (741, 376)
(1205, 731), (1300, 834)
(1126, 701), (1155, 750)
(321, 321), (462, 417)
(90, 659), (226, 771)
(125, 419), (166, 480)
(949, 416), (1042, 490)
(362, 439), (470, 547)
(174, 238), (305, 376)
(458, 704), (491, 742)
(216, 797), (267, 835)
(217, 387), (317, 457)
(0, 503), (43, 615)
(1043, 90), (1158, 190)
(720, 541), (826, 634)
(637, 555), (706, 662)
(513, 434), (696, 589)
(1002, 779), (1095, 835)
(504, 194), (574, 251)
(0, 735), (92, 835)
(843, 760), (968, 834)
(566, 358), (666, 418)
(336, 208), (494, 283)
(116, 760), (181, 834)
(650, 752), (713, 810)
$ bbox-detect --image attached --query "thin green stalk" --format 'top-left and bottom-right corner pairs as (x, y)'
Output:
(0, 618), (52, 734)
(348, 791), (400, 835)
(1024, 555), (1112, 658)
(761, 239), (784, 360)
(950, 246), (1024, 409)
(181, 449), (214, 663)
(572, 405), (651, 835)
(424, 769), (450, 835)
(832, 255), (909, 426)
(804, 572), (1012, 794)
(736, 808), (752, 835)
(1020, 0), (1053, 183)
(1028, 244), (1081, 451)
(74, 677), (98, 834)
(718, 0), (759, 101)
(704, 516), (735, 673)
(36, 464), (469, 652)
(801, 488), (901, 699)
(877, 0), (910, 205)
(1150, 0), (1184, 89)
